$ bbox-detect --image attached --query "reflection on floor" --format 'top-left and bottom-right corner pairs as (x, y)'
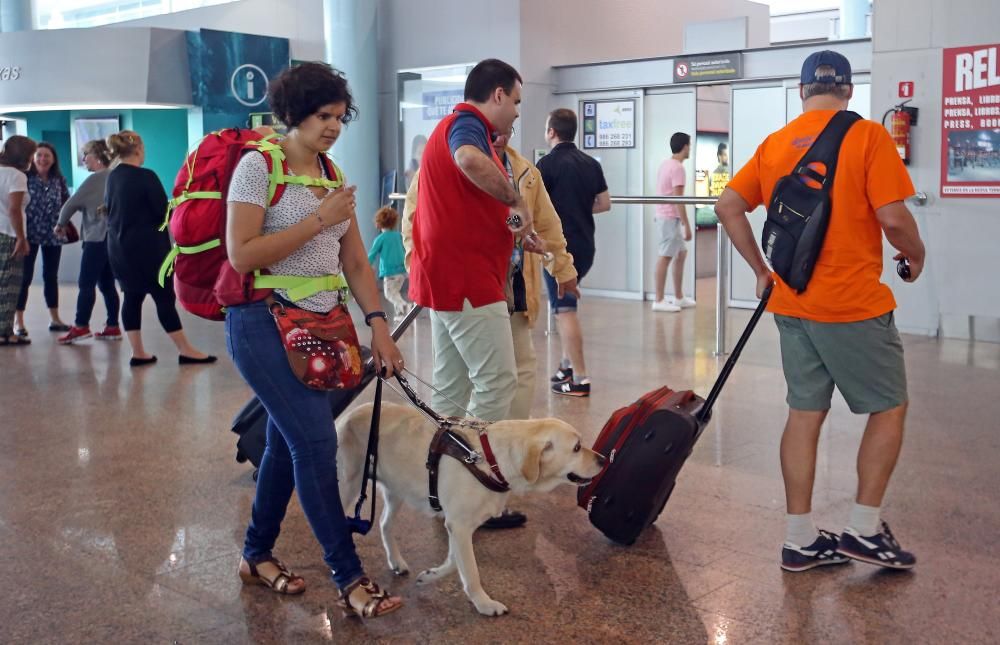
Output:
(1, 286), (998, 643)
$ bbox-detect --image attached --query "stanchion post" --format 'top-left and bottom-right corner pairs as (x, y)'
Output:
(714, 223), (729, 356)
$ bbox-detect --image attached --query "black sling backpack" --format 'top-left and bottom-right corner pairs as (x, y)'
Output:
(761, 110), (861, 293)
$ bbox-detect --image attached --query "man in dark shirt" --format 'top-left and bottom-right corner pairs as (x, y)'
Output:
(536, 108), (611, 397)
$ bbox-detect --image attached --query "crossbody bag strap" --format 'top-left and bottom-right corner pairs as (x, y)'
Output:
(793, 110), (862, 190)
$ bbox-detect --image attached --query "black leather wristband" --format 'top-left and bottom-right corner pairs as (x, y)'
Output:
(364, 310), (388, 327)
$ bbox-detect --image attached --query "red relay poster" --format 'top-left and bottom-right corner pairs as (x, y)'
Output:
(941, 43), (1000, 197)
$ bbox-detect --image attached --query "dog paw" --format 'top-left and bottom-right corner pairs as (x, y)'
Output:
(388, 557), (410, 576)
(473, 598), (508, 617)
(417, 567), (448, 585)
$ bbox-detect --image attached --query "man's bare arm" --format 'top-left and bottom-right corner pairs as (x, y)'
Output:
(593, 190), (611, 213)
(454, 145), (519, 206)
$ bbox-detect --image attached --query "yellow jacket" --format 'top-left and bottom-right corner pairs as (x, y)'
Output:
(402, 145), (576, 326)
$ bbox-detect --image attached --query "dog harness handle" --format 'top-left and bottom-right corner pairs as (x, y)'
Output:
(391, 373), (510, 511)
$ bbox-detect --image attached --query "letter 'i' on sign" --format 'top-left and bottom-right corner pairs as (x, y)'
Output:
(899, 81), (914, 98)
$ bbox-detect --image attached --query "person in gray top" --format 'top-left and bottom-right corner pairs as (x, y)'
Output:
(53, 139), (121, 343)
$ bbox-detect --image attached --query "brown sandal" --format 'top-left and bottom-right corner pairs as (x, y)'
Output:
(336, 576), (403, 619)
(238, 557), (306, 595)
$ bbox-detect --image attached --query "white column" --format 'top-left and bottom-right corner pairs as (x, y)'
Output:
(839, 0), (869, 39)
(0, 0), (33, 31)
(323, 0), (380, 246)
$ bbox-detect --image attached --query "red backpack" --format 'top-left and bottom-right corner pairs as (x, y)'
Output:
(157, 128), (346, 321)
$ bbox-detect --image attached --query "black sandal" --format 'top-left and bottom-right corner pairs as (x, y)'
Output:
(336, 576), (403, 619)
(238, 557), (306, 595)
(0, 335), (31, 346)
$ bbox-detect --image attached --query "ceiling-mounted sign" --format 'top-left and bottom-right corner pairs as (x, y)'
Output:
(0, 66), (21, 81)
(581, 100), (636, 149)
(941, 43), (1000, 197)
(673, 53), (742, 83)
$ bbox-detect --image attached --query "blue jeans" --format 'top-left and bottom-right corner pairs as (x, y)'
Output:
(225, 300), (362, 589)
(17, 243), (61, 311)
(75, 241), (120, 328)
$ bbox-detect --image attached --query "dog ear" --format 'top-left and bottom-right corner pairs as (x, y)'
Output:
(520, 438), (547, 484)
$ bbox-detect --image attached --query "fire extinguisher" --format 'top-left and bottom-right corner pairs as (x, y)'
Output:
(881, 100), (919, 166)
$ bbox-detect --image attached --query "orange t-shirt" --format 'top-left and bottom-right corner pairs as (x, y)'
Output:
(728, 110), (915, 323)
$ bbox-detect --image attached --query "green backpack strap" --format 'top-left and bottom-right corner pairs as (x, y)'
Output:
(248, 136), (345, 202)
(159, 132), (225, 232)
(252, 271), (350, 302)
(157, 238), (223, 287)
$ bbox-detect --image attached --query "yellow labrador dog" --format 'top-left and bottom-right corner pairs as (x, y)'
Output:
(338, 402), (605, 616)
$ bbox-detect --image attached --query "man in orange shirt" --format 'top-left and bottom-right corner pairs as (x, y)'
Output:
(715, 51), (926, 573)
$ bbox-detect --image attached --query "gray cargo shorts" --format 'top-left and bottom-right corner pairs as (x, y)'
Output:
(774, 312), (908, 414)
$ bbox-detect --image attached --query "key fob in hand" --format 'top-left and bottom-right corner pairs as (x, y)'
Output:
(896, 258), (911, 280)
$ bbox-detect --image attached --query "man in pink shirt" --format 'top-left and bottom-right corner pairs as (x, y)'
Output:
(652, 132), (695, 312)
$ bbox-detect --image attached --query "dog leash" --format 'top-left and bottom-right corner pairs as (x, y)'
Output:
(347, 375), (382, 536)
(390, 367), (480, 422)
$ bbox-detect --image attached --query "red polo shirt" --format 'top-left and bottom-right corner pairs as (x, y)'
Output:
(408, 104), (514, 311)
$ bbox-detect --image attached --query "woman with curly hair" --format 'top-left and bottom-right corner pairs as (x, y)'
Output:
(226, 62), (405, 618)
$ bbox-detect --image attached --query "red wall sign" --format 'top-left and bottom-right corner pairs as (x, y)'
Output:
(941, 43), (1000, 197)
(898, 81), (914, 98)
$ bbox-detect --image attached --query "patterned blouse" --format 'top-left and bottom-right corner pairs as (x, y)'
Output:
(26, 173), (70, 246)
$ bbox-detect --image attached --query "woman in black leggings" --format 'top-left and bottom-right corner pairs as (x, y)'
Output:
(104, 131), (215, 367)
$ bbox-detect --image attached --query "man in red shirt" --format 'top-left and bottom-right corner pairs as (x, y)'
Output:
(409, 59), (532, 423)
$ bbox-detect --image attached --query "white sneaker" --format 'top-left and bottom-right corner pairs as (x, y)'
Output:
(651, 299), (681, 313)
(671, 296), (697, 309)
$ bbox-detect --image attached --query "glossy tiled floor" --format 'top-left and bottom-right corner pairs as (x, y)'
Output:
(2, 285), (998, 644)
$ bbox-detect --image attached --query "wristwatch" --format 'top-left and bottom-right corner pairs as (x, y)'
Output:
(364, 310), (388, 327)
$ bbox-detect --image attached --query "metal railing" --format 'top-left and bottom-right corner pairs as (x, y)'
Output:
(386, 193), (732, 355)
(609, 195), (717, 206)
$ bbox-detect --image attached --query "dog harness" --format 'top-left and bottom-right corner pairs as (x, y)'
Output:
(391, 373), (509, 511)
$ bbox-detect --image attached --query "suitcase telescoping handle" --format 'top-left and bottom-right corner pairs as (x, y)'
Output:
(696, 285), (773, 424)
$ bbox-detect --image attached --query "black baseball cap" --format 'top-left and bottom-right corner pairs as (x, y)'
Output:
(800, 50), (852, 85)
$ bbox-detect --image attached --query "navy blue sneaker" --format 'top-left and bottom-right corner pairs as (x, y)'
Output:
(553, 378), (591, 397)
(780, 529), (852, 572)
(837, 521), (916, 570)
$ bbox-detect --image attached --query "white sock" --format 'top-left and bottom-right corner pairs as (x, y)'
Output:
(785, 513), (819, 547)
(846, 503), (880, 537)
(560, 358), (571, 371)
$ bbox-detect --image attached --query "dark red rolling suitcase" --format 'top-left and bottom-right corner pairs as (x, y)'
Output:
(578, 288), (772, 545)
